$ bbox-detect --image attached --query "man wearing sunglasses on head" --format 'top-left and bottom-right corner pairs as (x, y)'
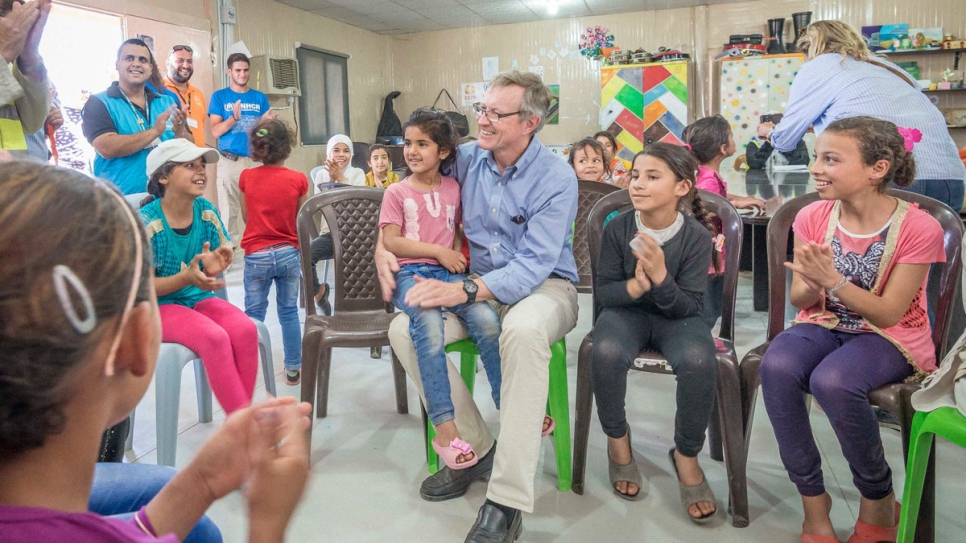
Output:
(163, 44), (206, 147)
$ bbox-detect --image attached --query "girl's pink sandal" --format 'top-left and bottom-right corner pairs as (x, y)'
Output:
(432, 437), (479, 470)
(541, 415), (556, 438)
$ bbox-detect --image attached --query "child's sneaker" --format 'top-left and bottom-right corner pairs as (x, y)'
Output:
(285, 369), (301, 386)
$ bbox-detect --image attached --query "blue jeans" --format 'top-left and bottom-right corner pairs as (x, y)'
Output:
(901, 178), (964, 212)
(244, 245), (302, 371)
(392, 263), (502, 426)
(90, 463), (222, 543)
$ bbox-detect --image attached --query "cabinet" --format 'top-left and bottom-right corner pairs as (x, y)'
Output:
(879, 47), (966, 135)
(600, 60), (690, 170)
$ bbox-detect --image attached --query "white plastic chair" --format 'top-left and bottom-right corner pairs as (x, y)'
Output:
(126, 282), (276, 466)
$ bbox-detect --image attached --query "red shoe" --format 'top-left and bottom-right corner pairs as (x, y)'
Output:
(846, 502), (900, 543)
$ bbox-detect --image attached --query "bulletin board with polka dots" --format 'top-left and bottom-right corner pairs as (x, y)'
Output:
(719, 53), (811, 172)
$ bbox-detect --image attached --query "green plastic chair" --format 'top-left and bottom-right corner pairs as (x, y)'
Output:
(897, 407), (966, 542)
(423, 336), (572, 492)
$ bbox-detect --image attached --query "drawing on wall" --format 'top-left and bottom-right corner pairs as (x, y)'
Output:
(137, 34), (155, 53)
(482, 56), (499, 81)
(547, 84), (559, 125)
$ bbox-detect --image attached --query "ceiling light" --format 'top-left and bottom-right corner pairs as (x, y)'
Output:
(547, 0), (558, 15)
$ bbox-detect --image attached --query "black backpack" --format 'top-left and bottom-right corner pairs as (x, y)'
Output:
(376, 91), (402, 138)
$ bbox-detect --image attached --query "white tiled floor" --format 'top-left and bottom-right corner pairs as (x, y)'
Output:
(126, 270), (966, 542)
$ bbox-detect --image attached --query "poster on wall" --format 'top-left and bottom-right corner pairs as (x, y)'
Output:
(482, 56), (499, 81)
(547, 84), (559, 125)
(461, 82), (489, 106)
(528, 66), (544, 78)
(136, 34), (155, 53)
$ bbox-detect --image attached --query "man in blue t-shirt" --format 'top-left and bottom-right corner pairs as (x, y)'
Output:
(82, 39), (191, 195)
(208, 53), (276, 245)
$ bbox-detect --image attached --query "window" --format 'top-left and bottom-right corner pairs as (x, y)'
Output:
(296, 46), (349, 145)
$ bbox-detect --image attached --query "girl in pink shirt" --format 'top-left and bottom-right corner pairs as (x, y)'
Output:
(683, 115), (766, 328)
(379, 108), (502, 470)
(758, 117), (945, 543)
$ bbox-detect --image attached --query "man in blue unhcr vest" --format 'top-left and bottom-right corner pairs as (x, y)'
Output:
(82, 38), (192, 195)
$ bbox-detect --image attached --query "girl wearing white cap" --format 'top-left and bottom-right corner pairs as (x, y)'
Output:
(139, 139), (258, 414)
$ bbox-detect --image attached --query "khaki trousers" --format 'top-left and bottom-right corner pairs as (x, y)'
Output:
(389, 278), (577, 512)
(215, 155), (254, 243)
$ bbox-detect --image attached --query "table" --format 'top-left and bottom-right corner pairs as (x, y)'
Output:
(722, 168), (815, 311)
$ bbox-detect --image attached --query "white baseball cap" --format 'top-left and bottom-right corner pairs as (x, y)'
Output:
(146, 139), (220, 177)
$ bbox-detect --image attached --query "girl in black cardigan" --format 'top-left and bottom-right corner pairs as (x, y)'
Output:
(592, 143), (719, 523)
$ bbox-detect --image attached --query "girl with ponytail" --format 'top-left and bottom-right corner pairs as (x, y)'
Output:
(590, 142), (720, 523)
(759, 116), (944, 543)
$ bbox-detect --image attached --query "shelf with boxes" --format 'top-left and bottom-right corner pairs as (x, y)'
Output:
(878, 46), (966, 137)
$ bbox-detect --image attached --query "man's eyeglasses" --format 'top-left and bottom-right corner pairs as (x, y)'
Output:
(170, 45), (193, 54)
(472, 103), (522, 124)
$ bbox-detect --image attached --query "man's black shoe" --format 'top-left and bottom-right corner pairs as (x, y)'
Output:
(464, 502), (522, 543)
(419, 442), (495, 502)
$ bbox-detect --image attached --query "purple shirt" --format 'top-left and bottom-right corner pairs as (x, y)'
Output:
(0, 505), (179, 543)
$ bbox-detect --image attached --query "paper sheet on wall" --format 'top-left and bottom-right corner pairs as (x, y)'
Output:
(559, 47), (570, 58)
(528, 66), (544, 78)
(529, 55), (539, 65)
(547, 50), (557, 60)
(482, 57), (499, 81)
(461, 82), (489, 106)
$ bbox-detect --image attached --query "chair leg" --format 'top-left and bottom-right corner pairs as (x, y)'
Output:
(571, 335), (594, 495)
(193, 359), (213, 423)
(717, 358), (750, 528)
(253, 319), (277, 397)
(708, 400), (724, 462)
(315, 346), (332, 419)
(423, 406), (439, 474)
(547, 339), (571, 492)
(156, 357), (185, 467)
(390, 348), (409, 415)
(897, 411), (935, 543)
(300, 330), (322, 439)
(897, 388), (935, 543)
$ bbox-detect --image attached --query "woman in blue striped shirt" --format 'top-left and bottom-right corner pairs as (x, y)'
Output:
(757, 20), (965, 210)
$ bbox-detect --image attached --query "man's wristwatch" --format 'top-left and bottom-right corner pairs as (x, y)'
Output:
(462, 279), (478, 304)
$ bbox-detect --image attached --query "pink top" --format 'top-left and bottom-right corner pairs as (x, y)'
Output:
(695, 165), (728, 196)
(0, 505), (178, 543)
(696, 165), (727, 274)
(792, 200), (945, 374)
(378, 176), (461, 266)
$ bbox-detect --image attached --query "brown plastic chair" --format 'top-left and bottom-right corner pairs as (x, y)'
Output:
(574, 180), (622, 293)
(296, 187), (408, 432)
(738, 190), (963, 541)
(571, 189), (750, 527)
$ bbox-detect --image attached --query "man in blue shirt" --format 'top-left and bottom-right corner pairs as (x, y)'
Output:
(82, 39), (190, 195)
(378, 71), (579, 543)
(208, 52), (276, 245)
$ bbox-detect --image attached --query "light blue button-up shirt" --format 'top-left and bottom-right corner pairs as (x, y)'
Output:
(770, 53), (964, 181)
(454, 136), (578, 305)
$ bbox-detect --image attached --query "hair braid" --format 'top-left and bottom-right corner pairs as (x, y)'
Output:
(688, 190), (722, 273)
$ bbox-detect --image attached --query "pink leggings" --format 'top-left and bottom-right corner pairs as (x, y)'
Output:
(159, 297), (258, 414)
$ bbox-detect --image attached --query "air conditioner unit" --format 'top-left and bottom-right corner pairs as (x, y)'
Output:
(249, 55), (301, 97)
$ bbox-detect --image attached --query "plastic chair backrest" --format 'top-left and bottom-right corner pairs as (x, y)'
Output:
(297, 186), (388, 315)
(764, 190), (963, 359)
(309, 166), (325, 186)
(574, 180), (622, 293)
